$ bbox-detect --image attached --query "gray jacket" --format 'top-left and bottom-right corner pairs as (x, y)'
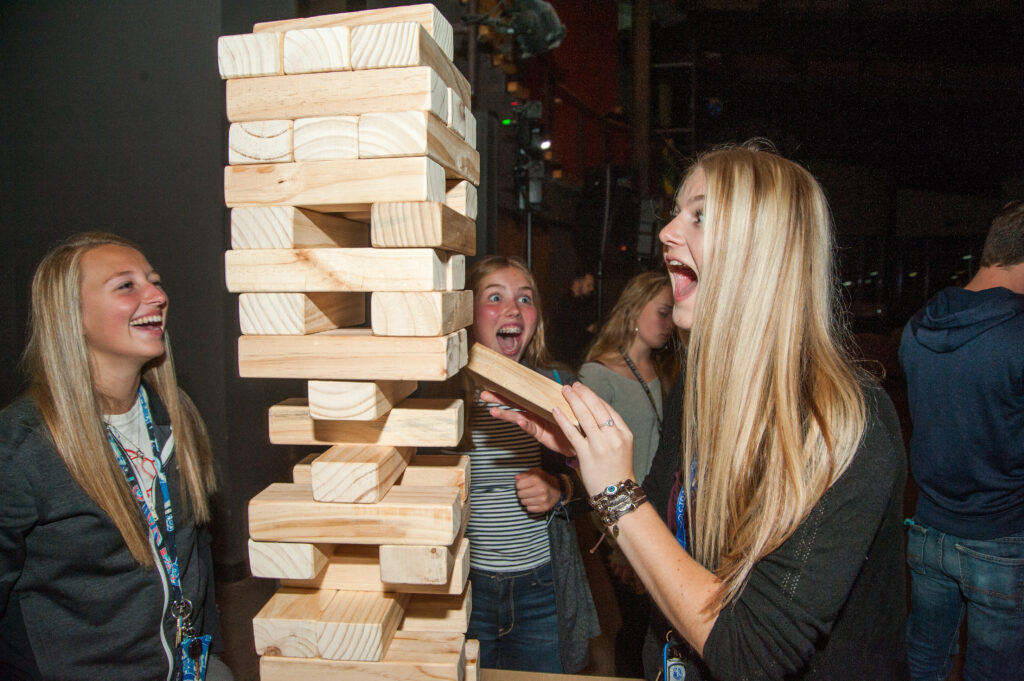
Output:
(0, 389), (222, 680)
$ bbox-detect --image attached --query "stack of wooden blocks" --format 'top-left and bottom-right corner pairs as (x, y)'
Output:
(217, 5), (479, 679)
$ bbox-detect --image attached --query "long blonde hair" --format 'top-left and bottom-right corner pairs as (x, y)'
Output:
(23, 232), (216, 566)
(584, 270), (683, 395)
(681, 145), (866, 611)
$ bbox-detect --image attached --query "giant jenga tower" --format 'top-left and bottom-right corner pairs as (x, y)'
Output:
(217, 5), (479, 679)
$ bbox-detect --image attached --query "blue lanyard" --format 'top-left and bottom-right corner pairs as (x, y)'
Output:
(674, 456), (698, 551)
(106, 388), (193, 635)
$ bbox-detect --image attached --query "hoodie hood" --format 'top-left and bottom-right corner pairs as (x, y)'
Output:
(907, 286), (1024, 353)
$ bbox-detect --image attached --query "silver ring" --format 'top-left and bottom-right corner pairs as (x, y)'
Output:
(599, 419), (615, 428)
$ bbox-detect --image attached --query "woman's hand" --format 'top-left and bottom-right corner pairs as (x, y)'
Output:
(483, 383), (636, 497)
(515, 467), (561, 513)
(480, 390), (577, 457)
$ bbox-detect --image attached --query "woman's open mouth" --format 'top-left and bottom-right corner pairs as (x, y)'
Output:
(667, 259), (698, 301)
(495, 325), (523, 356)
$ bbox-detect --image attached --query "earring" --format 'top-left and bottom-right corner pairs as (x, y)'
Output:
(634, 326), (639, 334)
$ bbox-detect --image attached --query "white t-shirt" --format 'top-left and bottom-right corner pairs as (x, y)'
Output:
(104, 388), (174, 509)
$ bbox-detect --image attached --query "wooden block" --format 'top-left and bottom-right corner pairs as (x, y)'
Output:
(308, 380), (417, 421)
(231, 206), (368, 249)
(226, 67), (446, 123)
(358, 111), (480, 185)
(317, 590), (408, 661)
(371, 201), (475, 255)
(254, 4), (455, 61)
(224, 157), (446, 212)
(297, 454), (469, 501)
(447, 90), (466, 139)
(284, 536), (470, 595)
(260, 631), (465, 681)
(447, 255), (466, 293)
(400, 454), (470, 502)
(283, 26), (351, 74)
(350, 22), (470, 105)
(268, 396), (464, 447)
(466, 343), (578, 426)
(446, 180), (477, 220)
(248, 539), (333, 580)
(242, 330), (466, 381)
(402, 587), (472, 632)
(218, 32), (281, 78)
(379, 517), (465, 585)
(225, 248), (458, 293)
(239, 292), (365, 335)
(253, 587), (336, 657)
(465, 638), (479, 681)
(465, 110), (477, 150)
(249, 482), (463, 545)
(293, 116), (359, 161)
(371, 291), (472, 337)
(228, 120), (293, 164)
(311, 445), (415, 503)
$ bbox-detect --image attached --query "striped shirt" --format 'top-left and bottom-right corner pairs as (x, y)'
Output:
(466, 400), (551, 571)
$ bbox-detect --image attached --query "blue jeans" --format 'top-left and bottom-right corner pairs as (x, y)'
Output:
(467, 562), (563, 673)
(905, 521), (1024, 681)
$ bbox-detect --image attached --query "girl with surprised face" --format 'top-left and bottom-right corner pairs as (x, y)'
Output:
(426, 256), (599, 674)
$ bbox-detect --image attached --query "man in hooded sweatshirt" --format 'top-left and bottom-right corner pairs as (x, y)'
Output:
(899, 200), (1024, 681)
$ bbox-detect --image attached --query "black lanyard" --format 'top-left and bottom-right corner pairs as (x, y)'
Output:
(619, 348), (663, 430)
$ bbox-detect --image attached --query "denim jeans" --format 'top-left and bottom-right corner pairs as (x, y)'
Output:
(467, 562), (563, 673)
(905, 521), (1024, 681)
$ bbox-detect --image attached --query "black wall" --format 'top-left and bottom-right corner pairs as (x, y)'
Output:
(1, 0), (308, 574)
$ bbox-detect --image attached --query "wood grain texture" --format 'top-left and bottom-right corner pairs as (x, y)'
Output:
(239, 292), (365, 335)
(225, 248), (456, 293)
(447, 89), (466, 139)
(248, 482), (463, 545)
(445, 180), (477, 219)
(310, 444), (414, 503)
(282, 537), (471, 596)
(357, 111), (480, 185)
(371, 290), (472, 337)
(224, 157), (446, 211)
(218, 32), (281, 78)
(253, 4), (454, 62)
(297, 454), (469, 501)
(226, 67), (446, 123)
(283, 26), (351, 74)
(241, 330), (467, 382)
(268, 396), (464, 447)
(466, 343), (578, 426)
(379, 515), (466, 586)
(228, 120), (293, 164)
(465, 110), (477, 150)
(259, 631), (465, 681)
(230, 206), (369, 249)
(293, 115), (359, 160)
(401, 587), (472, 632)
(398, 454), (470, 502)
(248, 539), (333, 580)
(316, 590), (408, 661)
(466, 638), (479, 681)
(371, 201), (475, 255)
(253, 587), (337, 657)
(350, 22), (469, 105)
(307, 380), (418, 421)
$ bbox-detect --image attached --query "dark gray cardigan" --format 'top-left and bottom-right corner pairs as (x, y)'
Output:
(0, 389), (222, 680)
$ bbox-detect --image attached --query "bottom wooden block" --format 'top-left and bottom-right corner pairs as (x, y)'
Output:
(260, 631), (466, 681)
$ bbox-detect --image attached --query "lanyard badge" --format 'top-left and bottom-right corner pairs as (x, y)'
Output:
(107, 387), (209, 681)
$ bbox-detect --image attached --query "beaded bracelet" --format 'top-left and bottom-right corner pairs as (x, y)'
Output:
(588, 479), (647, 538)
